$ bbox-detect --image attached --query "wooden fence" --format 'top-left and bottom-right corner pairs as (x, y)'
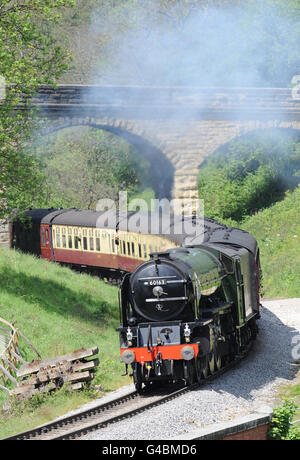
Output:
(0, 317), (41, 392)
(0, 317), (99, 398)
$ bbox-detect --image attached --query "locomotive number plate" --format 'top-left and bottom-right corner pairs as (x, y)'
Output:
(144, 279), (167, 286)
(149, 279), (166, 286)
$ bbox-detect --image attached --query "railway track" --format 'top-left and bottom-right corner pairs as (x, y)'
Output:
(3, 384), (189, 440)
(2, 346), (252, 440)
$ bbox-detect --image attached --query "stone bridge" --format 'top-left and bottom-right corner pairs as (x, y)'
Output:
(29, 85), (300, 203)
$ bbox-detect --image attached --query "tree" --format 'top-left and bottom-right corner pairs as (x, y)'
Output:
(33, 126), (150, 210)
(56, 0), (300, 87)
(0, 0), (74, 220)
(198, 129), (300, 222)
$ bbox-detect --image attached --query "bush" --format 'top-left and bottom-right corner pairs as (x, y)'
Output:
(268, 399), (299, 440)
(198, 130), (300, 222)
(32, 126), (154, 210)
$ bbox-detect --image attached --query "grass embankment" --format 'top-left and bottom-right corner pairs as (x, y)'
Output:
(197, 130), (300, 298)
(0, 248), (130, 438)
(241, 185), (300, 299)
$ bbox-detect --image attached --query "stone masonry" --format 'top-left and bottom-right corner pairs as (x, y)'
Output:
(28, 85), (300, 203)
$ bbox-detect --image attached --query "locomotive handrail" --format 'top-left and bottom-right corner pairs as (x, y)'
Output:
(145, 296), (188, 302)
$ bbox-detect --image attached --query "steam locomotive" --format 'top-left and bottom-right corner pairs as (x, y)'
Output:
(118, 219), (261, 392)
(11, 208), (261, 391)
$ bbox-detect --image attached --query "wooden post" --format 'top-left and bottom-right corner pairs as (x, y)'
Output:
(17, 330), (42, 359)
(0, 362), (17, 386)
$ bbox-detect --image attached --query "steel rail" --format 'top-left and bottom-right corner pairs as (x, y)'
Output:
(2, 390), (139, 441)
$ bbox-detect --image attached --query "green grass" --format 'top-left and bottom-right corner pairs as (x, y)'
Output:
(241, 185), (300, 299)
(0, 248), (130, 438)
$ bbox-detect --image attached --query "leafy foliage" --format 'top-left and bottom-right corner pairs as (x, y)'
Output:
(55, 0), (300, 86)
(0, 0), (74, 219)
(198, 130), (300, 222)
(268, 399), (299, 440)
(32, 126), (153, 209)
(2, 0), (300, 219)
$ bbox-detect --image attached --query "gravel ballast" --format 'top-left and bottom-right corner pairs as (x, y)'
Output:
(80, 299), (300, 440)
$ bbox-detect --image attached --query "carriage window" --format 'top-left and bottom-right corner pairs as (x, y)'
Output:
(62, 234), (67, 248)
(83, 237), (88, 250)
(127, 242), (131, 256)
(138, 243), (142, 258)
(74, 236), (79, 249)
(45, 229), (49, 240)
(112, 238), (115, 253)
(123, 241), (126, 255)
(56, 234), (61, 248)
(96, 238), (100, 252)
(143, 244), (147, 258)
(149, 245), (153, 254)
(131, 242), (135, 256)
(68, 236), (73, 249)
(90, 237), (94, 251)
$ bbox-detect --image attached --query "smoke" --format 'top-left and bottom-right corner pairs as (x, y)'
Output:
(87, 1), (300, 88)
(55, 1), (300, 205)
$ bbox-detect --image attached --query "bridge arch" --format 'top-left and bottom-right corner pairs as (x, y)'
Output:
(31, 85), (300, 204)
(38, 118), (175, 200)
(200, 125), (300, 163)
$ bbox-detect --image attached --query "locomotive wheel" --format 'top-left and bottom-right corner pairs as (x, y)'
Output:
(196, 355), (209, 381)
(208, 351), (215, 374)
(184, 360), (195, 385)
(201, 356), (209, 379)
(195, 356), (202, 383)
(214, 346), (222, 371)
(133, 364), (144, 394)
(135, 382), (143, 394)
